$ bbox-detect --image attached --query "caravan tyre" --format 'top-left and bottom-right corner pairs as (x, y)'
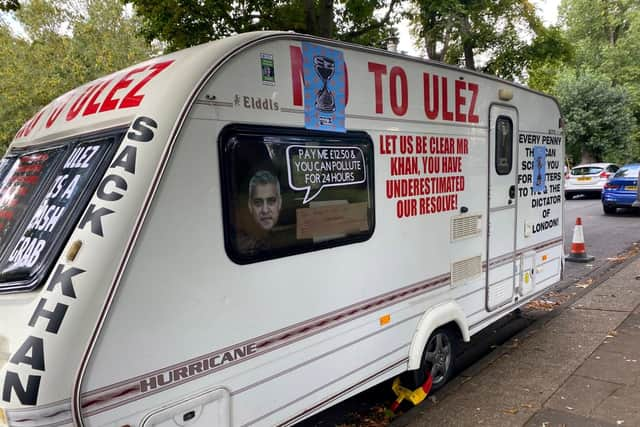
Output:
(403, 326), (458, 391)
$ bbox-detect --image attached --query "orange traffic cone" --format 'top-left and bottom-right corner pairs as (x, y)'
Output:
(565, 217), (594, 263)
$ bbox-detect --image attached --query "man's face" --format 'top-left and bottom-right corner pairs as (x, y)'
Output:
(248, 183), (281, 230)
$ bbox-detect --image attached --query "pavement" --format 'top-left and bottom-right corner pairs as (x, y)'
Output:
(394, 253), (640, 427)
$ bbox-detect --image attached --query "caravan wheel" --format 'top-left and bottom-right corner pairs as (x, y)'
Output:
(403, 327), (458, 391)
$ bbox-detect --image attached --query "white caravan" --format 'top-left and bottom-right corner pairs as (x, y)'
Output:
(0, 31), (564, 426)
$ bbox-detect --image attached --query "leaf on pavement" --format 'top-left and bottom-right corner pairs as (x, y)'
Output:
(502, 407), (519, 414)
(575, 278), (593, 288)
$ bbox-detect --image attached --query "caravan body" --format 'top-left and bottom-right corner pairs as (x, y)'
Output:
(0, 32), (563, 426)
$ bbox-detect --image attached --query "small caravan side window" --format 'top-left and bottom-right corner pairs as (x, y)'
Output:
(495, 116), (513, 175)
(220, 126), (375, 264)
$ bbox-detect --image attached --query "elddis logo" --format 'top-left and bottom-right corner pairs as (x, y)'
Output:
(139, 343), (257, 392)
(234, 94), (279, 111)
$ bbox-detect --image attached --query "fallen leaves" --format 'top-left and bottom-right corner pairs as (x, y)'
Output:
(500, 403), (534, 415)
(525, 291), (570, 311)
(575, 278), (593, 288)
(610, 244), (640, 264)
(338, 405), (392, 427)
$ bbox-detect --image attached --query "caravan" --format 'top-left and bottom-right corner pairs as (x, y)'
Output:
(0, 31), (563, 426)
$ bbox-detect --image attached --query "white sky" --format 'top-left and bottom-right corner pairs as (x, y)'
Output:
(397, 0), (562, 57)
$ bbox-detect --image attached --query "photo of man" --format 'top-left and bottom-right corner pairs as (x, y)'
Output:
(248, 170), (282, 231)
(235, 170), (284, 255)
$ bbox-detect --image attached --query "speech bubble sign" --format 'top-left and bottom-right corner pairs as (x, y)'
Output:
(286, 145), (366, 204)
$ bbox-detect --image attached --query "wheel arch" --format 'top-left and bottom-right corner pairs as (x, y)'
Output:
(407, 301), (470, 370)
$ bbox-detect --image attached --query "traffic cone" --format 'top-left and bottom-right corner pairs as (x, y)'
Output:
(565, 217), (594, 263)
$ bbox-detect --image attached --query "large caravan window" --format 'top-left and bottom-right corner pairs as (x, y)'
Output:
(220, 126), (375, 264)
(0, 131), (122, 293)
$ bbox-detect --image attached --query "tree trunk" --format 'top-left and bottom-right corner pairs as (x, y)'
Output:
(304, 0), (333, 38)
(317, 0), (333, 38)
(460, 15), (475, 70)
(304, 0), (317, 35)
(580, 149), (596, 164)
(463, 42), (475, 70)
(425, 35), (441, 61)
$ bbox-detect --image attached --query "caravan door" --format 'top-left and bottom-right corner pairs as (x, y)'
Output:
(486, 105), (518, 311)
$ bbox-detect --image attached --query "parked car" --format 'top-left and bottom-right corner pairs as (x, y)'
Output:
(565, 163), (619, 199)
(601, 163), (640, 214)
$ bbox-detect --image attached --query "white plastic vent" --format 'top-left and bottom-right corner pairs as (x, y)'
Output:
(451, 214), (482, 241)
(451, 256), (482, 285)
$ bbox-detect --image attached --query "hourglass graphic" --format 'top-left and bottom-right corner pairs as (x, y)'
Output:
(536, 156), (544, 187)
(313, 55), (336, 113)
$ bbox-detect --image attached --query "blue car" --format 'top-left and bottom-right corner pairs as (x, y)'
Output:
(601, 163), (640, 214)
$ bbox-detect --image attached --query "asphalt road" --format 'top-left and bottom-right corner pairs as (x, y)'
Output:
(298, 196), (640, 426)
(563, 195), (640, 282)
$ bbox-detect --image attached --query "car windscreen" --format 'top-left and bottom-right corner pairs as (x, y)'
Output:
(614, 165), (640, 178)
(571, 167), (603, 176)
(0, 130), (122, 293)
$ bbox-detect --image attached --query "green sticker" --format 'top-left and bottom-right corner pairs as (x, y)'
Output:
(261, 53), (275, 85)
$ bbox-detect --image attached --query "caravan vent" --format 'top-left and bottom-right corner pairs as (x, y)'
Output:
(451, 214), (482, 241)
(451, 256), (482, 285)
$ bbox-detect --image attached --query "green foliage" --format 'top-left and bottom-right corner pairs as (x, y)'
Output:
(555, 70), (634, 164)
(0, 0), (18, 11)
(127, 0), (401, 52)
(406, 0), (571, 81)
(0, 0), (155, 152)
(548, 0), (640, 161)
(517, 25), (574, 93)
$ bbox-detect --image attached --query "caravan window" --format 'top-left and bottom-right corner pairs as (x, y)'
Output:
(495, 116), (513, 175)
(220, 126), (375, 264)
(0, 131), (122, 293)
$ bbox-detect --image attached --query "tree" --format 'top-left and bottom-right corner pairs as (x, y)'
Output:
(0, 0), (155, 150)
(127, 0), (402, 52)
(405, 0), (571, 81)
(555, 0), (640, 158)
(555, 70), (634, 164)
(0, 0), (18, 11)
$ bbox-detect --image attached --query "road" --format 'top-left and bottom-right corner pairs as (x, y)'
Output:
(297, 196), (640, 426)
(563, 195), (640, 282)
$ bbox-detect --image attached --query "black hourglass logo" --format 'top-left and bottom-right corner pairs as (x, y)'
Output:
(313, 56), (336, 113)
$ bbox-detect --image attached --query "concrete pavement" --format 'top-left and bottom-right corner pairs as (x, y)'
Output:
(395, 254), (640, 427)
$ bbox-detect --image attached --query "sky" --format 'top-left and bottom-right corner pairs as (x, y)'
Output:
(396, 0), (562, 57)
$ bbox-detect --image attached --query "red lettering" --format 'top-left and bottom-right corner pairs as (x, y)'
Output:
(83, 79), (112, 116)
(67, 83), (100, 121)
(46, 94), (72, 128)
(390, 66), (408, 116)
(22, 109), (45, 137)
(120, 60), (174, 108)
(100, 67), (146, 112)
(423, 73), (439, 120)
(468, 82), (480, 123)
(380, 134), (396, 154)
(15, 123), (27, 139)
(290, 46), (304, 107)
(455, 80), (467, 122)
(441, 77), (453, 121)
(368, 62), (387, 114)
